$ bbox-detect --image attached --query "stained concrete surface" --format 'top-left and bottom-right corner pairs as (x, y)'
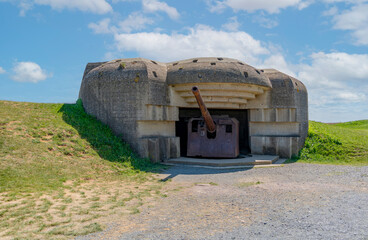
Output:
(165, 155), (279, 167)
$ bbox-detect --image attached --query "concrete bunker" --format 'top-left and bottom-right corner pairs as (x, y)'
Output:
(79, 57), (308, 162)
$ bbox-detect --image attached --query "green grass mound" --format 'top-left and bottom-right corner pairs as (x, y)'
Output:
(335, 120), (368, 130)
(0, 100), (163, 194)
(289, 120), (368, 165)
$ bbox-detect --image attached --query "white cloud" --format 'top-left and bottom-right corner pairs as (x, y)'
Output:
(3, 0), (113, 15)
(103, 51), (121, 61)
(261, 54), (296, 76)
(322, 0), (368, 3)
(89, 12), (154, 35)
(113, 24), (269, 63)
(89, 18), (113, 34)
(106, 23), (368, 122)
(253, 15), (278, 28)
(0, 66), (5, 74)
(322, 6), (338, 16)
(297, 52), (368, 108)
(331, 3), (368, 45)
(297, 0), (314, 10)
(206, 0), (227, 12)
(258, 51), (368, 122)
(111, 0), (138, 2)
(118, 12), (154, 33)
(11, 61), (48, 83)
(18, 1), (33, 16)
(209, 0), (311, 14)
(308, 102), (368, 123)
(142, 0), (179, 19)
(221, 17), (240, 31)
(259, 51), (368, 122)
(34, 0), (112, 14)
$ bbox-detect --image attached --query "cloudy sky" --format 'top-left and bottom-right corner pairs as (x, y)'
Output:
(0, 0), (367, 122)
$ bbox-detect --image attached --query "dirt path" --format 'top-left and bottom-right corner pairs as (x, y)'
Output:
(78, 163), (368, 240)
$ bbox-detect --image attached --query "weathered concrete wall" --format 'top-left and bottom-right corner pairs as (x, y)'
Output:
(79, 58), (308, 161)
(248, 69), (308, 157)
(79, 58), (180, 162)
(167, 57), (272, 88)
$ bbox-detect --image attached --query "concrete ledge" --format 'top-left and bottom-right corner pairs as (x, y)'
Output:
(165, 155), (280, 168)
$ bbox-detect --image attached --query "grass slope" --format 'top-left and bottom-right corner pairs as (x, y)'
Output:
(0, 100), (166, 239)
(0, 100), (162, 193)
(288, 120), (368, 165)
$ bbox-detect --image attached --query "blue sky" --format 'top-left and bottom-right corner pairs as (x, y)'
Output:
(0, 0), (367, 122)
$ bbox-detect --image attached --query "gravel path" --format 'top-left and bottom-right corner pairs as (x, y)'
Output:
(78, 163), (368, 240)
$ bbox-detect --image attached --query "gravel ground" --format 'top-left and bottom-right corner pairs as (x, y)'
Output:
(77, 163), (368, 240)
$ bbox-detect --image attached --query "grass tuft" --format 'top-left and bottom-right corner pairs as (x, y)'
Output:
(237, 181), (262, 188)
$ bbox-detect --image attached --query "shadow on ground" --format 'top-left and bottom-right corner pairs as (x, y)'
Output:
(159, 164), (254, 181)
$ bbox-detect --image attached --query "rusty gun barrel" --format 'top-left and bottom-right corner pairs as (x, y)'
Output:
(191, 86), (216, 133)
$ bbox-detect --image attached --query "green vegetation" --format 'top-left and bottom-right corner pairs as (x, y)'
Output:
(1, 99), (367, 237)
(287, 120), (368, 165)
(0, 99), (162, 193)
(335, 120), (368, 130)
(236, 181), (262, 188)
(0, 100), (167, 239)
(194, 182), (218, 186)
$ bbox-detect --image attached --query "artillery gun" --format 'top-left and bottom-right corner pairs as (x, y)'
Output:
(187, 86), (239, 158)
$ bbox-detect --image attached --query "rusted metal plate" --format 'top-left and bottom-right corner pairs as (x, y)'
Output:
(187, 116), (239, 158)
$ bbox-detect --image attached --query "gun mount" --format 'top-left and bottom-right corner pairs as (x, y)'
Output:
(187, 86), (240, 158)
(191, 86), (216, 133)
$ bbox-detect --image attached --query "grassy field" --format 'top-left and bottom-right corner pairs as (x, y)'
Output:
(1, 100), (367, 238)
(287, 120), (368, 165)
(0, 100), (168, 239)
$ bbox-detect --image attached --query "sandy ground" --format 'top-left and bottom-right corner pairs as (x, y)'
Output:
(77, 163), (368, 240)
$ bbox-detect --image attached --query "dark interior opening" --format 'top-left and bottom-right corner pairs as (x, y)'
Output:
(175, 108), (250, 157)
(226, 124), (232, 133)
(207, 130), (216, 139)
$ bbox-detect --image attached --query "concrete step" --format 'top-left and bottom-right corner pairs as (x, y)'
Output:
(165, 155), (279, 167)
